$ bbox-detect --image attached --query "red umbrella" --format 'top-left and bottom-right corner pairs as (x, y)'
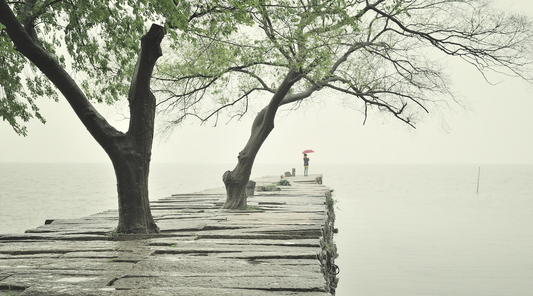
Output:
(302, 149), (314, 154)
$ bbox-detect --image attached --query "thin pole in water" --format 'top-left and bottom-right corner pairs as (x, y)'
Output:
(477, 167), (481, 193)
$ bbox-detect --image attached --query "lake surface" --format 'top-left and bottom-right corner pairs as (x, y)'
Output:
(1, 163), (532, 295)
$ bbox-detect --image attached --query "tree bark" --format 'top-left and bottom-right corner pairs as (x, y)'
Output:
(111, 24), (165, 233)
(222, 109), (268, 209)
(112, 146), (158, 234)
(223, 69), (300, 209)
(1, 2), (165, 233)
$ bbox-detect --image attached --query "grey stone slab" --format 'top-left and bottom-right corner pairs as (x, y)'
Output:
(111, 274), (327, 291)
(132, 256), (322, 274)
(149, 244), (318, 258)
(20, 286), (331, 296)
(0, 233), (109, 242)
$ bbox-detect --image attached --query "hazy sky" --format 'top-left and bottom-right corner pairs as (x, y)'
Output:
(1, 1), (532, 165)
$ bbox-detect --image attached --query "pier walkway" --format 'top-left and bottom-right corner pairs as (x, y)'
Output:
(0, 174), (337, 295)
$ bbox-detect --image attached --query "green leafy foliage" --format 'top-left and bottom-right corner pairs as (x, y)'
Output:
(1, 0), (186, 135)
(155, 0), (532, 130)
(1, 0), (266, 135)
(276, 179), (291, 186)
(326, 192), (338, 212)
(3, 0), (531, 136)
(244, 205), (262, 211)
(1, 22), (51, 136)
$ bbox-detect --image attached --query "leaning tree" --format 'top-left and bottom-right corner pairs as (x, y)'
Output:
(0, 0), (251, 233)
(155, 0), (533, 209)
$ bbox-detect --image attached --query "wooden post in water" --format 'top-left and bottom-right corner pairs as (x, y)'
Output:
(477, 167), (481, 193)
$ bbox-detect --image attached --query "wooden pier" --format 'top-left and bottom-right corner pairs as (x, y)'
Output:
(0, 174), (338, 295)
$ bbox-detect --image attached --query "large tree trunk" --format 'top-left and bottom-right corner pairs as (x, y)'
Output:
(112, 150), (158, 233)
(107, 24), (164, 233)
(223, 109), (268, 209)
(223, 69), (301, 209)
(110, 88), (158, 234)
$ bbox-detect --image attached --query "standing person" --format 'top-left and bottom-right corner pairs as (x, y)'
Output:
(303, 153), (310, 176)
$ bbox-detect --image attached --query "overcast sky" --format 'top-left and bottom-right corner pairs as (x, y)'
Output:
(1, 1), (532, 165)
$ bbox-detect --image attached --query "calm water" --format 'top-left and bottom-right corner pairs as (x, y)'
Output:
(1, 163), (532, 295)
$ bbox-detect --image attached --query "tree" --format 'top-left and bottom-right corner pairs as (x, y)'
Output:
(155, 0), (533, 209)
(0, 0), (170, 234)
